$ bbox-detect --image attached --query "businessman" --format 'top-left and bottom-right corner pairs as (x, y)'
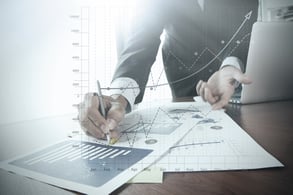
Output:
(79, 0), (258, 139)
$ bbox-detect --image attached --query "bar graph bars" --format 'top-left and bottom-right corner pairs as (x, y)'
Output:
(10, 140), (152, 187)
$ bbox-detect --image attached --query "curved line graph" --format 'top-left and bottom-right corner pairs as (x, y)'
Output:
(101, 11), (253, 91)
(169, 141), (222, 150)
(167, 11), (253, 85)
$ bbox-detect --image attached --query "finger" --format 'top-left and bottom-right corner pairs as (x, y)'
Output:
(199, 82), (207, 102)
(87, 106), (109, 134)
(86, 94), (110, 132)
(212, 90), (234, 110)
(196, 80), (203, 95)
(83, 93), (94, 107)
(106, 129), (121, 145)
(204, 87), (217, 104)
(109, 129), (120, 141)
(107, 118), (118, 130)
(80, 119), (105, 139)
(78, 105), (88, 122)
(106, 101), (126, 130)
(78, 97), (90, 122)
(90, 94), (101, 108)
(83, 93), (102, 111)
(78, 93), (99, 121)
(212, 98), (228, 110)
(233, 71), (252, 85)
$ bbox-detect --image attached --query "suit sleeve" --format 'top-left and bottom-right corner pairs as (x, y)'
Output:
(111, 0), (166, 104)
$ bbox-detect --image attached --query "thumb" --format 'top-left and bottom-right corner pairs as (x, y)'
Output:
(107, 118), (118, 130)
(233, 71), (252, 85)
(212, 89), (234, 110)
(106, 102), (125, 130)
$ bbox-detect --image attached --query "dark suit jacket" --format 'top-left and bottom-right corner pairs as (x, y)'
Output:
(112, 0), (258, 104)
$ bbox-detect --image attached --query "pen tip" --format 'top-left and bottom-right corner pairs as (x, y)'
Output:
(109, 138), (118, 145)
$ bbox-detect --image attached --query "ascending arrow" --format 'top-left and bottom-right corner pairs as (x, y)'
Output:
(101, 11), (254, 90)
(169, 10), (253, 85)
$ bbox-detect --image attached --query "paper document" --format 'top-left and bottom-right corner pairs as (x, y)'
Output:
(0, 102), (197, 195)
(154, 99), (284, 172)
(127, 167), (163, 183)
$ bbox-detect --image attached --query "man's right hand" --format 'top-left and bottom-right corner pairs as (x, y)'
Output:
(78, 93), (128, 140)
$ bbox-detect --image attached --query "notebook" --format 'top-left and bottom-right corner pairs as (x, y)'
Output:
(230, 21), (293, 104)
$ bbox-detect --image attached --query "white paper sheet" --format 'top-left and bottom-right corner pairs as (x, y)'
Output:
(154, 99), (284, 172)
(0, 103), (197, 195)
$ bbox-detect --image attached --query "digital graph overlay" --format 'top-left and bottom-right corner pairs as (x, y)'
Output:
(112, 107), (182, 147)
(98, 11), (254, 90)
(70, 105), (185, 148)
(69, 7), (254, 145)
(9, 140), (152, 187)
(70, 8), (254, 108)
(68, 5), (257, 173)
(69, 102), (220, 150)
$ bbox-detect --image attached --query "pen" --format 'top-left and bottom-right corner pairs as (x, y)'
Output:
(96, 80), (110, 144)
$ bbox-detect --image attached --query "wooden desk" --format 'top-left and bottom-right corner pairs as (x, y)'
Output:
(112, 100), (293, 195)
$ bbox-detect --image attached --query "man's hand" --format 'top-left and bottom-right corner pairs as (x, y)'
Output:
(78, 93), (128, 140)
(196, 66), (252, 109)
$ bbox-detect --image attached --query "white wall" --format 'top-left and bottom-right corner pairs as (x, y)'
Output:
(0, 0), (171, 125)
(259, 0), (293, 21)
(0, 0), (78, 125)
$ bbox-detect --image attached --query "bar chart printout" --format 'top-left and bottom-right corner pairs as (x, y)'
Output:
(7, 140), (152, 190)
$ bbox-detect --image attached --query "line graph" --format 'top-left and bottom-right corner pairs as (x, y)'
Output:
(167, 47), (223, 71)
(96, 11), (254, 91)
(80, 105), (185, 148)
(70, 102), (219, 151)
(70, 8), (255, 106)
(66, 4), (282, 176)
(169, 141), (223, 150)
(168, 11), (253, 84)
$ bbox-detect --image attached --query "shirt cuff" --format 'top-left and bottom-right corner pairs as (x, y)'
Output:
(105, 77), (140, 112)
(220, 56), (244, 72)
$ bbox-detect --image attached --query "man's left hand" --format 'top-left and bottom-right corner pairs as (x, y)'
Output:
(196, 66), (252, 109)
